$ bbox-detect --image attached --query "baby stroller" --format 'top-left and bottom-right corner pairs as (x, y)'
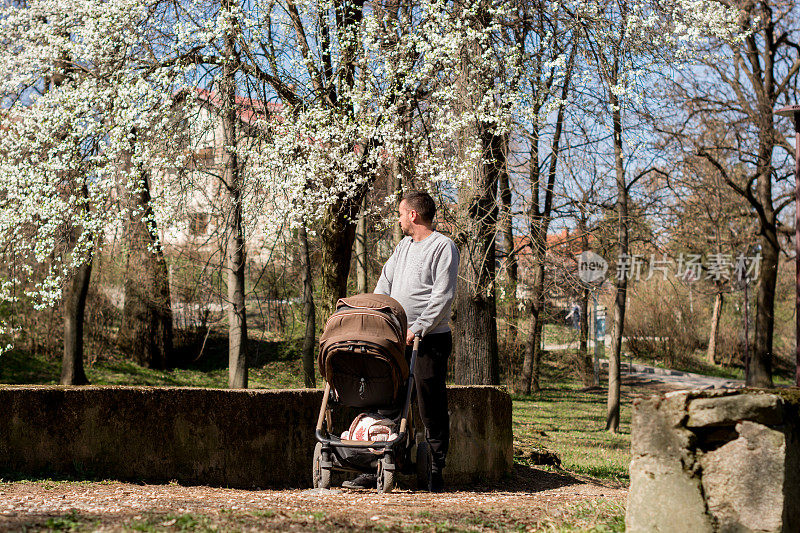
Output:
(312, 293), (432, 493)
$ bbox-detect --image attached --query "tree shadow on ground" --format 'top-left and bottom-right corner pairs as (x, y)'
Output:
(463, 463), (597, 493)
(0, 348), (60, 384)
(171, 332), (299, 372)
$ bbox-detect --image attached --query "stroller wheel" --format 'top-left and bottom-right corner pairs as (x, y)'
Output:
(415, 441), (432, 490)
(377, 456), (395, 494)
(313, 443), (331, 489)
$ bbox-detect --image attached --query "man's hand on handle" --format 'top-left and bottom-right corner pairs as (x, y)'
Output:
(406, 329), (416, 346)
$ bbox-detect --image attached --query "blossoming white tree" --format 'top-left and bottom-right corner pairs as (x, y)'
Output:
(0, 0), (750, 392)
(0, 0), (186, 383)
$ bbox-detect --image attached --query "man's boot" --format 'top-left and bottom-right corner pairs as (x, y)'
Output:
(342, 473), (376, 489)
(429, 469), (445, 492)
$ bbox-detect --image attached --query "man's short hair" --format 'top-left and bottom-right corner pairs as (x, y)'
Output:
(402, 190), (436, 223)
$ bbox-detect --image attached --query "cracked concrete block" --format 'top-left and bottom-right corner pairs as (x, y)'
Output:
(629, 392), (800, 533)
(687, 394), (783, 428)
(700, 421), (785, 532)
(631, 394), (694, 460)
(783, 413), (800, 533)
(627, 456), (713, 533)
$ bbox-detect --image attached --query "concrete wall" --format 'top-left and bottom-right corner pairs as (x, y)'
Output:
(626, 390), (800, 533)
(0, 385), (511, 489)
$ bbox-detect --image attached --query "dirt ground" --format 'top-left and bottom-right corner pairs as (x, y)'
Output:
(0, 466), (627, 532)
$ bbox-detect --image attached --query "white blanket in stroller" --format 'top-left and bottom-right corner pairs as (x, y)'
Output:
(341, 413), (398, 442)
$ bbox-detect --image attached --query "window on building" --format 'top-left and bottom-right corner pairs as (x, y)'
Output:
(191, 149), (216, 170)
(189, 213), (209, 236)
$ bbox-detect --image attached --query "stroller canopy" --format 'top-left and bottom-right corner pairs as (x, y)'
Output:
(318, 293), (409, 392)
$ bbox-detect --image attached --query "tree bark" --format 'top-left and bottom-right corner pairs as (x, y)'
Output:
(743, 5), (784, 388)
(453, 122), (501, 385)
(315, 0), (373, 319)
(61, 253), (92, 386)
(221, 2), (247, 388)
(519, 234), (546, 393)
(706, 291), (723, 365)
(682, 3), (796, 388)
(50, 38), (89, 386)
(319, 201), (361, 319)
(499, 134), (518, 347)
(391, 170), (404, 244)
(355, 194), (368, 293)
(519, 47), (574, 394)
(751, 227), (777, 387)
(606, 69), (627, 434)
(299, 222), (316, 388)
(375, 0), (411, 245)
(118, 143), (173, 369)
(518, 119), (542, 395)
(453, 4), (501, 384)
(577, 215), (594, 387)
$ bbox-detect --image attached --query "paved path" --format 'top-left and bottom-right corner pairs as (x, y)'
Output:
(603, 360), (744, 390)
(543, 341), (744, 391)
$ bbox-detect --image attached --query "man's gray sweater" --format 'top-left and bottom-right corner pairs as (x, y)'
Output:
(374, 231), (460, 337)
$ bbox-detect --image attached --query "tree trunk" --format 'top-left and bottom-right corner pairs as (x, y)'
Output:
(606, 75), (627, 434)
(499, 134), (518, 347)
(317, 154), (376, 317)
(706, 291), (723, 365)
(519, 242), (545, 393)
(299, 222), (316, 388)
(518, 48), (574, 394)
(684, 6), (793, 388)
(61, 247), (92, 386)
(319, 201), (361, 319)
(517, 121), (542, 394)
(390, 99), (411, 245)
(577, 214), (594, 386)
(453, 286), (499, 384)
(221, 6), (247, 389)
(391, 170), (404, 244)
(355, 194), (368, 293)
(51, 40), (89, 386)
(751, 228), (777, 387)
(453, 125), (501, 385)
(118, 145), (173, 369)
(317, 139), (380, 318)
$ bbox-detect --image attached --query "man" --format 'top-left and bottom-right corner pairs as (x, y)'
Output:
(566, 302), (580, 330)
(342, 190), (459, 492)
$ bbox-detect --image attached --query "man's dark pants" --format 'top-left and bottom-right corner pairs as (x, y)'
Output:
(408, 331), (451, 473)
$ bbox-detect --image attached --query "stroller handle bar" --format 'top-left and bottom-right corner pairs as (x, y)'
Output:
(397, 334), (420, 436)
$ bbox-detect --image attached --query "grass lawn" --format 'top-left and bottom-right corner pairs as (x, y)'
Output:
(0, 334), (311, 389)
(511, 353), (631, 486)
(542, 323), (582, 346)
